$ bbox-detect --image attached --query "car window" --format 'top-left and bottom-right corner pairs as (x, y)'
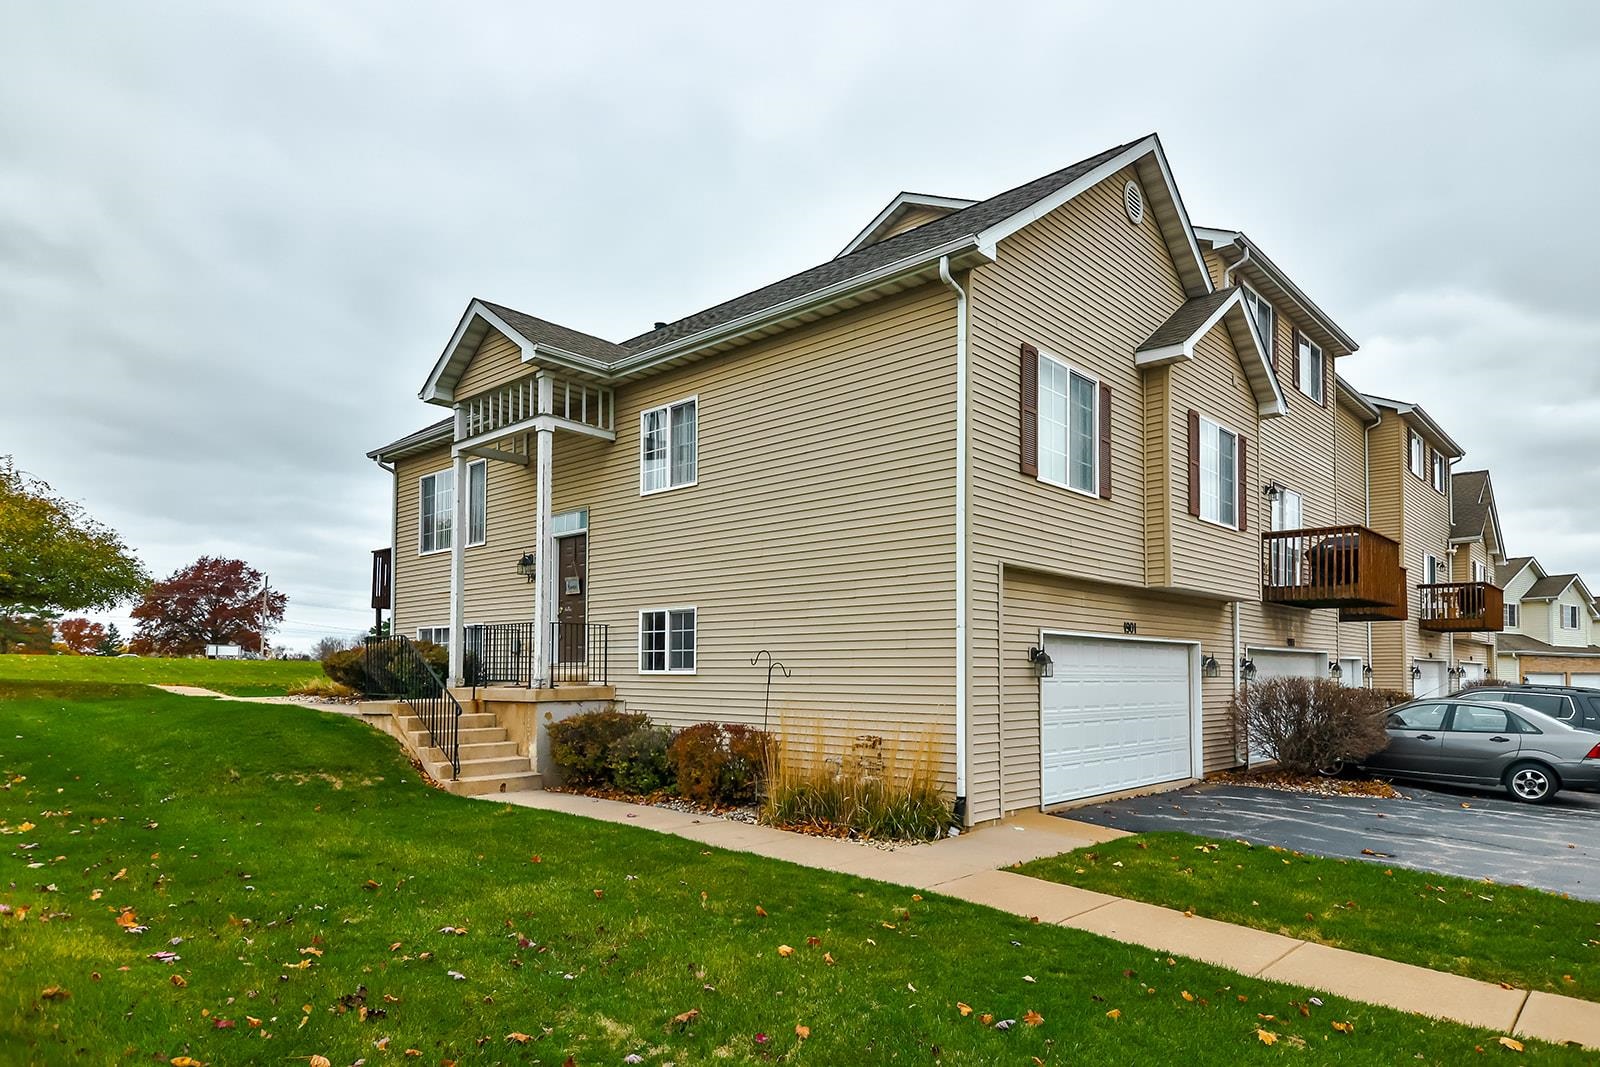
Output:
(1507, 712), (1542, 734)
(1389, 703), (1447, 730)
(1497, 692), (1573, 720)
(1449, 705), (1514, 733)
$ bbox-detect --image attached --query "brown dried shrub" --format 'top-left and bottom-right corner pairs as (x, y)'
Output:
(1231, 677), (1391, 774)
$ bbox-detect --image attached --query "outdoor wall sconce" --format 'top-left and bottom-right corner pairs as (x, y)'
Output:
(1261, 481), (1286, 501)
(1447, 665), (1464, 679)
(1363, 665), (1374, 680)
(516, 552), (537, 582)
(1027, 646), (1054, 679)
(1410, 664), (1423, 681)
(1328, 660), (1342, 679)
(1239, 657), (1257, 682)
(1201, 654), (1220, 679)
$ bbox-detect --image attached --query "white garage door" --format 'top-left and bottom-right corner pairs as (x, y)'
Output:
(1251, 649), (1326, 682)
(1338, 656), (1364, 688)
(1040, 636), (1194, 806)
(1525, 672), (1564, 685)
(1571, 673), (1600, 689)
(1414, 659), (1449, 697)
(1459, 661), (1487, 684)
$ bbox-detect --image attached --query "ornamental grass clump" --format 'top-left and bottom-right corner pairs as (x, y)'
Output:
(762, 721), (951, 841)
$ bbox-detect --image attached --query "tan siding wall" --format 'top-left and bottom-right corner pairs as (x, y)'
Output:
(880, 205), (950, 242)
(455, 330), (526, 401)
(998, 569), (1238, 813)
(393, 446), (452, 634)
(1333, 402), (1373, 667)
(965, 166), (1192, 821)
(1166, 328), (1259, 601)
(1143, 366), (1172, 587)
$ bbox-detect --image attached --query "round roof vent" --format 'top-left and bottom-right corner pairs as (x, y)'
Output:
(1123, 179), (1145, 225)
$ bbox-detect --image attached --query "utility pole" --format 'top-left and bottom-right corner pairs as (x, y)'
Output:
(259, 575), (270, 659)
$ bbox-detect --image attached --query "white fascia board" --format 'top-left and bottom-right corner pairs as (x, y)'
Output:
(976, 135), (1212, 298)
(837, 192), (977, 258)
(1133, 290), (1243, 367)
(613, 236), (988, 375)
(1231, 299), (1288, 418)
(1196, 226), (1359, 356)
(525, 342), (613, 377)
(420, 300), (537, 403)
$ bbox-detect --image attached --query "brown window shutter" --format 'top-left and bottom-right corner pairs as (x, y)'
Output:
(1019, 343), (1039, 477)
(1290, 328), (1302, 390)
(1097, 382), (1113, 499)
(1237, 433), (1249, 531)
(1187, 408), (1201, 517)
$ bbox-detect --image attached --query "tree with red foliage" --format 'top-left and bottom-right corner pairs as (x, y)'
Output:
(56, 617), (107, 654)
(129, 557), (287, 656)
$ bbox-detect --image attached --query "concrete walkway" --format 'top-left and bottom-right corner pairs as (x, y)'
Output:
(149, 684), (350, 712)
(499, 788), (1600, 1051)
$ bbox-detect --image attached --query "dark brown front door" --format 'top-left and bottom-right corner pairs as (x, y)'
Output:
(555, 533), (587, 663)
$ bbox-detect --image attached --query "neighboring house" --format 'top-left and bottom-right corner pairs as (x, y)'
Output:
(1495, 557), (1600, 683)
(1446, 469), (1508, 683)
(366, 134), (1500, 823)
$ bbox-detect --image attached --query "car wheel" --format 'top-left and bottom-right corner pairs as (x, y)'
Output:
(1316, 760), (1346, 778)
(1505, 761), (1559, 804)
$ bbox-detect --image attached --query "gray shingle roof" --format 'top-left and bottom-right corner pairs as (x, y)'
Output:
(478, 301), (628, 363)
(1450, 469), (1492, 540)
(1136, 288), (1237, 352)
(1497, 556), (1535, 586)
(1496, 632), (1600, 656)
(1524, 574), (1579, 600)
(367, 417), (451, 461)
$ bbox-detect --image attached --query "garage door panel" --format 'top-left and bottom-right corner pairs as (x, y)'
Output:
(1041, 636), (1193, 805)
(1525, 672), (1564, 685)
(1570, 673), (1600, 688)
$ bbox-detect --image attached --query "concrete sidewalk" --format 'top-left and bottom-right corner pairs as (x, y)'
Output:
(151, 684), (357, 713)
(499, 788), (1600, 1051)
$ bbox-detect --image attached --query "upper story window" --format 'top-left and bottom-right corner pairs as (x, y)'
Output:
(1407, 430), (1426, 479)
(1473, 560), (1487, 583)
(418, 460), (487, 554)
(1424, 553), (1449, 585)
(1038, 353), (1099, 495)
(1505, 602), (1520, 628)
(1242, 286), (1276, 357)
(1198, 416), (1240, 529)
(641, 398), (698, 495)
(1562, 604), (1582, 630)
(1431, 451), (1448, 493)
(1296, 333), (1324, 403)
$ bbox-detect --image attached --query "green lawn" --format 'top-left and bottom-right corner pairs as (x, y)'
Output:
(1, 682), (1588, 1066)
(1019, 831), (1600, 1004)
(0, 652), (322, 696)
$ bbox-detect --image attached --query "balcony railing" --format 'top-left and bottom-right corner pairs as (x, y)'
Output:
(462, 621), (609, 688)
(461, 373), (615, 440)
(1419, 581), (1505, 633)
(1338, 567), (1411, 622)
(1260, 524), (1405, 610)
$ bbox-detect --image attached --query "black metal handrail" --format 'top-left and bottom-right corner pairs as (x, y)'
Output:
(550, 622), (608, 686)
(362, 635), (463, 779)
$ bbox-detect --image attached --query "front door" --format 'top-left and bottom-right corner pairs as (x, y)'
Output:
(555, 533), (587, 663)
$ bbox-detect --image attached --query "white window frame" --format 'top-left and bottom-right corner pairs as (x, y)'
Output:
(1197, 415), (1241, 530)
(1562, 603), (1581, 630)
(1505, 602), (1520, 628)
(1472, 560), (1487, 583)
(1242, 286), (1276, 359)
(639, 396), (699, 496)
(466, 459), (487, 547)
(1408, 430), (1426, 479)
(638, 606), (697, 674)
(1296, 332), (1324, 403)
(418, 467), (454, 556)
(417, 625), (451, 647)
(1431, 451), (1448, 494)
(1035, 351), (1099, 498)
(1424, 553), (1449, 585)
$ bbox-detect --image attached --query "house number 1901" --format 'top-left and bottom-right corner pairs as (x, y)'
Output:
(1123, 622), (1138, 634)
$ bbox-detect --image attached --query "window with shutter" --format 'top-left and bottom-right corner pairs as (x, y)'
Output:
(1034, 349), (1100, 496)
(1197, 416), (1241, 528)
(1019, 343), (1039, 476)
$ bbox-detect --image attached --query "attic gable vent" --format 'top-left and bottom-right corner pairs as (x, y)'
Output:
(1123, 179), (1145, 225)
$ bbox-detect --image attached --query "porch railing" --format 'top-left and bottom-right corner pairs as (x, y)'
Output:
(1260, 524), (1405, 610)
(1419, 581), (1505, 633)
(362, 635), (462, 778)
(551, 622), (609, 686)
(461, 372), (616, 439)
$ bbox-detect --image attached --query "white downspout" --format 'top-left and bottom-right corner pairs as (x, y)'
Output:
(1222, 242), (1254, 288)
(1363, 415), (1374, 684)
(1232, 601), (1244, 767)
(939, 255), (969, 822)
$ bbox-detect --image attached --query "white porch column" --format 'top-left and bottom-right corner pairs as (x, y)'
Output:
(447, 406), (469, 685)
(531, 373), (555, 688)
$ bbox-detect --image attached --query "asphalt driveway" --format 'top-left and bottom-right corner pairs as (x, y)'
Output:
(1063, 781), (1600, 900)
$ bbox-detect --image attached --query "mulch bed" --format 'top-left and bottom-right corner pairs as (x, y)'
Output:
(1208, 766), (1405, 799)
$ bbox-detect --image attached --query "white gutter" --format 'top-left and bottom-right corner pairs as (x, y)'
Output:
(1221, 242), (1253, 288)
(938, 254), (970, 821)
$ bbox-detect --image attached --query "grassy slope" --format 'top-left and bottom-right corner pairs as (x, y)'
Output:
(1019, 831), (1600, 1003)
(0, 653), (322, 696)
(0, 682), (1588, 1065)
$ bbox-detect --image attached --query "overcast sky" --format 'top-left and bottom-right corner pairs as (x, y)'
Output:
(4, 2), (1599, 650)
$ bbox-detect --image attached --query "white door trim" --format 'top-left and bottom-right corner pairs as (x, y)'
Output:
(1037, 628), (1204, 783)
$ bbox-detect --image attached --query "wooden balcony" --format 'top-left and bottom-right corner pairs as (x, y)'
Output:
(1418, 581), (1505, 633)
(1261, 524), (1405, 611)
(1339, 568), (1410, 622)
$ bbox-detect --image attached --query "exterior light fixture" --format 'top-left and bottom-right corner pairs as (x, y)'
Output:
(1363, 664), (1374, 679)
(1239, 657), (1257, 682)
(1328, 660), (1342, 679)
(1410, 664), (1422, 681)
(1261, 481), (1285, 501)
(516, 552), (537, 582)
(1027, 646), (1054, 679)
(1201, 654), (1220, 679)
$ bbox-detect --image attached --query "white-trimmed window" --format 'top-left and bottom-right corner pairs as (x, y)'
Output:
(417, 626), (451, 647)
(641, 398), (697, 494)
(1562, 604), (1582, 630)
(1473, 560), (1487, 583)
(1198, 416), (1240, 528)
(1505, 602), (1520, 628)
(1037, 352), (1098, 495)
(1425, 553), (1449, 585)
(1242, 286), (1276, 356)
(418, 460), (486, 554)
(1408, 430), (1426, 479)
(1296, 333), (1324, 403)
(1431, 451), (1448, 493)
(639, 608), (696, 673)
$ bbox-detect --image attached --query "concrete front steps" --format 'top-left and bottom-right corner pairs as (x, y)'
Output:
(394, 707), (541, 797)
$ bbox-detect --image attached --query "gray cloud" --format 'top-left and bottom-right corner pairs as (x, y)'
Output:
(4, 1), (1599, 647)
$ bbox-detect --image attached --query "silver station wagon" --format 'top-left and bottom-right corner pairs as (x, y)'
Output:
(1357, 698), (1600, 803)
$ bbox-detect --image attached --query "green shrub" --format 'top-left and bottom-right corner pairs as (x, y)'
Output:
(607, 724), (674, 794)
(548, 708), (648, 785)
(668, 722), (773, 806)
(321, 640), (448, 698)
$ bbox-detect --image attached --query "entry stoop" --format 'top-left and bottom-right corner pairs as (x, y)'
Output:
(388, 703), (543, 796)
